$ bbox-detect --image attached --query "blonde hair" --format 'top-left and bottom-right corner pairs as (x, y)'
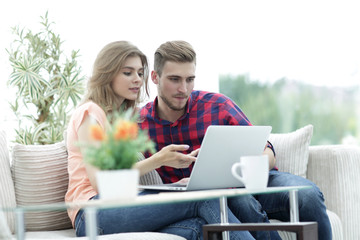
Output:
(154, 40), (196, 76)
(84, 41), (149, 114)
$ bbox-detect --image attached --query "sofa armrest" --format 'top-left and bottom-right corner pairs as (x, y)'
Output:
(307, 145), (360, 240)
(139, 170), (163, 185)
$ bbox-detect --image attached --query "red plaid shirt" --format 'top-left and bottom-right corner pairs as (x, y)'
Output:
(139, 90), (274, 183)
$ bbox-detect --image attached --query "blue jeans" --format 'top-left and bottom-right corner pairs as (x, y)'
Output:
(74, 190), (255, 240)
(158, 217), (206, 240)
(228, 170), (332, 240)
(228, 194), (281, 239)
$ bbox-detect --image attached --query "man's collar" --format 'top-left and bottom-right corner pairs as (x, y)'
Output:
(151, 97), (159, 120)
(184, 95), (192, 115)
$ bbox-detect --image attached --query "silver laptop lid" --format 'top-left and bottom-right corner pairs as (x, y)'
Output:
(186, 125), (272, 190)
(139, 125), (272, 191)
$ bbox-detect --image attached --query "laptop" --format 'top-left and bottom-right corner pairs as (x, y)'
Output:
(139, 125), (272, 191)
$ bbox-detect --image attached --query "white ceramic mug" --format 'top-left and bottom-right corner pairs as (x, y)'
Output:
(231, 155), (269, 190)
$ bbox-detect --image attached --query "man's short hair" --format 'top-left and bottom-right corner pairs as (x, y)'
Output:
(154, 40), (196, 76)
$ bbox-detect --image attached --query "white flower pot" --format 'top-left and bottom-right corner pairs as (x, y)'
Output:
(96, 169), (139, 200)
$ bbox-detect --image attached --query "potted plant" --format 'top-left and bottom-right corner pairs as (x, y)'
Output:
(6, 11), (84, 145)
(82, 110), (156, 199)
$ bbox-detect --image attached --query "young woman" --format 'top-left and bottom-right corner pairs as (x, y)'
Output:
(65, 41), (254, 239)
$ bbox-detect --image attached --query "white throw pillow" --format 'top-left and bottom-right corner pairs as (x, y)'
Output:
(0, 130), (16, 234)
(268, 125), (313, 178)
(11, 141), (72, 231)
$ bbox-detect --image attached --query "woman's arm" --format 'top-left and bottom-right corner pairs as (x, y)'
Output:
(78, 115), (100, 192)
(134, 146), (198, 176)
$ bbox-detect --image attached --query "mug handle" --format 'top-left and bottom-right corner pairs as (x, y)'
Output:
(231, 162), (246, 184)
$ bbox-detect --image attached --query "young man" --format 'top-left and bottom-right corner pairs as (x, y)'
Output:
(139, 40), (332, 240)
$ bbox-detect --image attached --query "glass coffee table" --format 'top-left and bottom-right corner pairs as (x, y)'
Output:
(5, 186), (316, 240)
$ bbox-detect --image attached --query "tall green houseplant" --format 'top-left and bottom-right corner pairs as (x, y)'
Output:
(7, 12), (85, 145)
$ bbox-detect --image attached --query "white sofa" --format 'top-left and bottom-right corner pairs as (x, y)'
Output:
(0, 130), (184, 240)
(1, 125), (359, 239)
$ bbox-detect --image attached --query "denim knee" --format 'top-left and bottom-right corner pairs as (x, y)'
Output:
(158, 217), (206, 240)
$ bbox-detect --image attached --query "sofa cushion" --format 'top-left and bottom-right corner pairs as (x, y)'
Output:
(0, 210), (12, 239)
(24, 229), (186, 239)
(11, 141), (72, 231)
(268, 125), (313, 178)
(0, 130), (16, 234)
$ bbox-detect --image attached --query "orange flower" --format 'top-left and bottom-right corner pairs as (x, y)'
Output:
(114, 120), (139, 140)
(127, 122), (138, 139)
(90, 124), (106, 141)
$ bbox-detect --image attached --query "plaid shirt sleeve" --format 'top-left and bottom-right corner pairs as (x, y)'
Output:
(221, 97), (252, 126)
(222, 97), (276, 157)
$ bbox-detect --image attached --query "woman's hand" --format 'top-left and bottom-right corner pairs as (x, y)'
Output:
(134, 145), (199, 176)
(155, 144), (197, 169)
(188, 148), (200, 158)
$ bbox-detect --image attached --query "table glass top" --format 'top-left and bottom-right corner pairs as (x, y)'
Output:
(2, 186), (310, 213)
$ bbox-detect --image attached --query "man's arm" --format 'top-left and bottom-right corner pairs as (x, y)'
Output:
(222, 97), (276, 169)
(263, 141), (276, 170)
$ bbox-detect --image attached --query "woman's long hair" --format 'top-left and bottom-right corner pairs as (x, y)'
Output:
(83, 41), (149, 114)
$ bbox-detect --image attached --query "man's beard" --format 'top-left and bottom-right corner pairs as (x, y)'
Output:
(159, 92), (187, 111)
